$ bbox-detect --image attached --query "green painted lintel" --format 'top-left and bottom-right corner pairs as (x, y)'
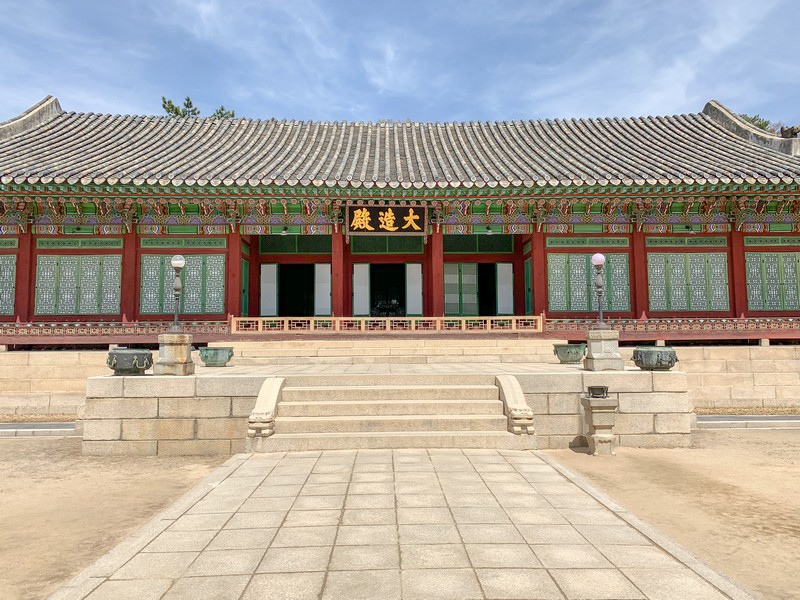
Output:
(36, 238), (123, 249)
(140, 237), (227, 249)
(645, 236), (727, 247)
(546, 237), (629, 247)
(744, 235), (800, 246)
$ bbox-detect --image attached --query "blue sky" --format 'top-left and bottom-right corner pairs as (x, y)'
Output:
(1, 0), (799, 124)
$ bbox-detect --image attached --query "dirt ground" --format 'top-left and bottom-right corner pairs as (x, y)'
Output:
(1, 431), (798, 600)
(0, 437), (223, 600)
(548, 429), (800, 600)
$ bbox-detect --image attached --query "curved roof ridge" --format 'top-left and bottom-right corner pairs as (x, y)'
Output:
(0, 95), (63, 141)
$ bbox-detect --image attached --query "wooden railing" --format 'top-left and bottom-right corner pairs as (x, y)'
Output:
(4, 316), (800, 342)
(230, 316), (544, 334)
(0, 321), (230, 338)
(545, 317), (800, 334)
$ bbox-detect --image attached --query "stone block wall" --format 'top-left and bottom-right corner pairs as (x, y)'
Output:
(515, 368), (691, 450)
(81, 375), (266, 456)
(0, 350), (110, 415)
(632, 346), (800, 410)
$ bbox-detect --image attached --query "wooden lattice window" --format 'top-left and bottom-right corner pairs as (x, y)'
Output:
(547, 254), (630, 312)
(647, 253), (729, 311)
(34, 255), (121, 315)
(140, 255), (226, 314)
(746, 252), (800, 310)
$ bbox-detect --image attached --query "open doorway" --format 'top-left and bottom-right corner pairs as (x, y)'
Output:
(478, 263), (497, 316)
(278, 264), (314, 316)
(370, 264), (406, 316)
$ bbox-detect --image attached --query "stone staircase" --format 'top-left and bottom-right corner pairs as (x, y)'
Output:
(216, 338), (564, 366)
(250, 374), (537, 451)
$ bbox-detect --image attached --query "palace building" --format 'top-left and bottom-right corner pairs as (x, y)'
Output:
(1, 96), (799, 343)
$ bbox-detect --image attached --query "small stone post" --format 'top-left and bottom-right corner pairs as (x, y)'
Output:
(583, 328), (624, 371)
(153, 333), (195, 376)
(581, 393), (618, 455)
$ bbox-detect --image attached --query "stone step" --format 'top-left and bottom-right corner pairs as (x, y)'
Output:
(220, 339), (563, 350)
(257, 431), (538, 451)
(232, 345), (557, 358)
(281, 374), (499, 387)
(231, 353), (560, 366)
(274, 414), (508, 434)
(280, 384), (499, 402)
(278, 399), (504, 417)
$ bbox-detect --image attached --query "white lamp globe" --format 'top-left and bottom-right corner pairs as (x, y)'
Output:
(591, 253), (606, 267)
(171, 254), (186, 269)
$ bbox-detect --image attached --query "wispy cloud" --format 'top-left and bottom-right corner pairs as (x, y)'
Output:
(0, 0), (797, 123)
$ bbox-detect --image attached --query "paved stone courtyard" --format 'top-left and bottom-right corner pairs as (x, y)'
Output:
(52, 449), (752, 600)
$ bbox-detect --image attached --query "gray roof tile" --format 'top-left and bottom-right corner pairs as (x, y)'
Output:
(1, 97), (799, 188)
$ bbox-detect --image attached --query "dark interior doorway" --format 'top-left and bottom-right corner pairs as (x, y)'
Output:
(370, 264), (406, 316)
(478, 263), (497, 316)
(278, 264), (314, 316)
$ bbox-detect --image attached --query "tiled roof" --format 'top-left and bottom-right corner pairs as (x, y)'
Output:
(1, 96), (799, 189)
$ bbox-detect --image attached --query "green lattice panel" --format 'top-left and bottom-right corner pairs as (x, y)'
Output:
(668, 256), (688, 310)
(99, 256), (122, 313)
(202, 255), (226, 314)
(707, 254), (730, 311)
(647, 253), (728, 311)
(547, 255), (569, 311)
(547, 254), (630, 312)
(745, 252), (800, 310)
(139, 255), (226, 314)
(745, 253), (764, 309)
(569, 255), (589, 310)
(34, 255), (121, 315)
(139, 255), (164, 314)
(783, 256), (800, 309)
(34, 256), (58, 314)
(0, 255), (15, 315)
(607, 254), (631, 311)
(182, 256), (205, 313)
(647, 254), (668, 311)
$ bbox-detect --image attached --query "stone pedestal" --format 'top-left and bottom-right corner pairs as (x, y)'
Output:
(581, 395), (618, 455)
(153, 333), (195, 376)
(583, 328), (624, 371)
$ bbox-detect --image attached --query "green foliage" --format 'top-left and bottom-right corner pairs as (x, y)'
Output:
(211, 105), (236, 119)
(162, 96), (200, 118)
(739, 113), (775, 131)
(161, 96), (235, 119)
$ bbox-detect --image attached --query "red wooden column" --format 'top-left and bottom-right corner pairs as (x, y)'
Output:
(331, 230), (346, 317)
(630, 228), (649, 319)
(428, 230), (444, 316)
(226, 228), (242, 318)
(120, 229), (137, 322)
(13, 230), (33, 322)
(531, 229), (547, 316)
(730, 229), (748, 318)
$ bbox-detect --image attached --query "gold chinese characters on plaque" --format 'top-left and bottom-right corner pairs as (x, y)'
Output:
(346, 204), (427, 236)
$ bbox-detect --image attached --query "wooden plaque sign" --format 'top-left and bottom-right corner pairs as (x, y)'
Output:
(346, 204), (427, 236)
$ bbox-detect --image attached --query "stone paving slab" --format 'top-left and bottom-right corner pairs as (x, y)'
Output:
(50, 449), (756, 600)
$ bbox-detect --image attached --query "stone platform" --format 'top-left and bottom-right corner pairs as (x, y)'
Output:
(81, 361), (691, 456)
